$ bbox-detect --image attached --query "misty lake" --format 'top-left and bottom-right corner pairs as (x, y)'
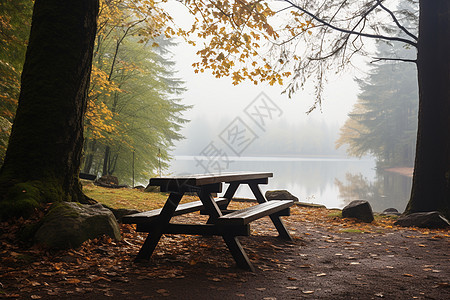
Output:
(167, 156), (412, 213)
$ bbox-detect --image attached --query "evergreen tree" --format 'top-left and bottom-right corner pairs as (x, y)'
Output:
(83, 28), (190, 184)
(337, 1), (419, 167)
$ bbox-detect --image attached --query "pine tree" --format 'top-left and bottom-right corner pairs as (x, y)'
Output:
(337, 1), (419, 168)
(83, 31), (190, 184)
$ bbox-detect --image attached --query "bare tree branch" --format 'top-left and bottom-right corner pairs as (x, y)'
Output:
(283, 0), (417, 47)
(371, 57), (417, 64)
(376, 0), (418, 41)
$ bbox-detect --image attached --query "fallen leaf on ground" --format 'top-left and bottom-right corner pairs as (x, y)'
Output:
(65, 278), (81, 284)
(299, 264), (311, 268)
(287, 277), (297, 281)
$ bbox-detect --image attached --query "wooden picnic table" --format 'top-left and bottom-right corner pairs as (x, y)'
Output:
(123, 172), (294, 271)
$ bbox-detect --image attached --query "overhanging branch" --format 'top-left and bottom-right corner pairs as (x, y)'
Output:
(371, 57), (417, 64)
(377, 0), (418, 41)
(283, 0), (417, 47)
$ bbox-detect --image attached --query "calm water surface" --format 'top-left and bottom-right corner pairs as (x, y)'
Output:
(167, 156), (412, 213)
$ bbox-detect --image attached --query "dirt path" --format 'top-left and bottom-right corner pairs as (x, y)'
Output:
(1, 206), (449, 299)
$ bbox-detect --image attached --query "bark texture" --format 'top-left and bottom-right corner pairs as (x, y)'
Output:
(407, 1), (450, 218)
(0, 0), (99, 218)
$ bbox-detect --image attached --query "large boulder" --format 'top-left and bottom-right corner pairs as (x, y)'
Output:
(342, 200), (374, 223)
(394, 211), (450, 229)
(265, 190), (299, 202)
(34, 202), (121, 249)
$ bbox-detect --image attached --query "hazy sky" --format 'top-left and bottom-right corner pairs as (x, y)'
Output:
(163, 2), (370, 153)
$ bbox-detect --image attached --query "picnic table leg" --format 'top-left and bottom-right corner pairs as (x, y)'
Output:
(222, 235), (255, 272)
(197, 190), (255, 271)
(223, 182), (240, 204)
(135, 192), (183, 260)
(248, 183), (293, 241)
(197, 190), (224, 225)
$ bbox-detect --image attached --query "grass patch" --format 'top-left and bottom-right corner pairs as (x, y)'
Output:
(327, 210), (342, 218)
(340, 228), (364, 233)
(83, 183), (197, 211)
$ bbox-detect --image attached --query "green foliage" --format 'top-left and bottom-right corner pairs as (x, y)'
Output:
(83, 27), (190, 184)
(0, 0), (33, 162)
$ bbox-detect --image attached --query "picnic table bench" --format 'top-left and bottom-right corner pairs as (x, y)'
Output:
(123, 172), (294, 271)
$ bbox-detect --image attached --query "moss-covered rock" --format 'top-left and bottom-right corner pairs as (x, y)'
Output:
(0, 182), (43, 219)
(34, 202), (121, 249)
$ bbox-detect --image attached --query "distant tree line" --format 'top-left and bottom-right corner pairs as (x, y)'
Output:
(175, 118), (346, 157)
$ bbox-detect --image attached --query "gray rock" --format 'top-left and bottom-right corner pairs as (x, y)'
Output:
(342, 200), (374, 223)
(382, 208), (401, 216)
(394, 211), (450, 229)
(144, 184), (160, 193)
(296, 202), (327, 209)
(35, 202), (121, 249)
(265, 190), (299, 202)
(97, 175), (119, 185)
(94, 175), (128, 188)
(103, 204), (140, 222)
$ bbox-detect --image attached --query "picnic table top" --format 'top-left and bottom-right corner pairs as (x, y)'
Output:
(149, 171), (273, 187)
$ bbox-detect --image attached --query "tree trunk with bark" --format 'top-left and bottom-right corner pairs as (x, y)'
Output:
(406, 1), (450, 219)
(0, 0), (99, 219)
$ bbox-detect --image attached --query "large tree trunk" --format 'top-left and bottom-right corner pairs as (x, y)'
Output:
(406, 1), (450, 219)
(0, 0), (99, 218)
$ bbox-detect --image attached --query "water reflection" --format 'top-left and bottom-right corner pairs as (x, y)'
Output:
(336, 171), (412, 213)
(168, 156), (378, 210)
(166, 156), (412, 212)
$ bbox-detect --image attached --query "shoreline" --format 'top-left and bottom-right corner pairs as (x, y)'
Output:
(384, 167), (414, 178)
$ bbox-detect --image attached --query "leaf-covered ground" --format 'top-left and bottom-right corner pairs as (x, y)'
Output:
(1, 187), (449, 299)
